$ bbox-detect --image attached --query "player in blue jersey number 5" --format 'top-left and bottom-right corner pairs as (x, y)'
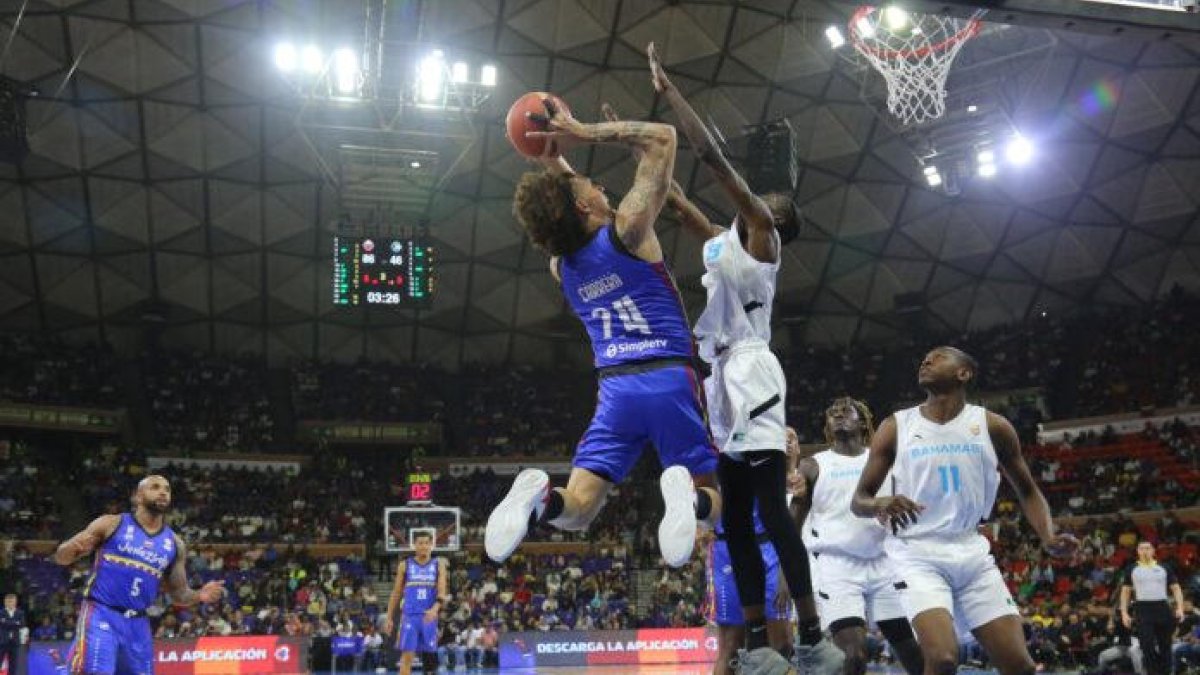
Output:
(52, 475), (224, 675)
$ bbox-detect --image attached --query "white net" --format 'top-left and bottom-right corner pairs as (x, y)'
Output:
(849, 6), (984, 126)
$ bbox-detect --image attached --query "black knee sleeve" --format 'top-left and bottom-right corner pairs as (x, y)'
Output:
(421, 652), (438, 672)
(877, 617), (916, 644)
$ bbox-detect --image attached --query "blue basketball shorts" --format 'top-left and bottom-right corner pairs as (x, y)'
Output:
(398, 615), (438, 653)
(574, 363), (718, 483)
(706, 538), (791, 626)
(69, 601), (152, 675)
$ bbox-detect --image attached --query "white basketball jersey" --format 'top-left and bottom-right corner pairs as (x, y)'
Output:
(892, 403), (1000, 539)
(694, 220), (779, 363)
(803, 449), (890, 558)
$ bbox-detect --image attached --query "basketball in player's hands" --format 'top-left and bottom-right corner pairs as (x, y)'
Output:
(506, 92), (572, 158)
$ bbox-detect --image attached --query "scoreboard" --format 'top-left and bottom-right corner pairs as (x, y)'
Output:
(332, 236), (434, 307)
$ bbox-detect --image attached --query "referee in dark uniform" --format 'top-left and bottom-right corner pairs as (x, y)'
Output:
(1121, 540), (1185, 674)
(0, 593), (26, 675)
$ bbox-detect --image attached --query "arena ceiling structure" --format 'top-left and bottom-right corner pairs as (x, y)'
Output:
(0, 0), (1196, 368)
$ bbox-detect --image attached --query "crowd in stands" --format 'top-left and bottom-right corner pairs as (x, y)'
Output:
(0, 440), (60, 539)
(0, 289), (1192, 456)
(0, 333), (118, 408)
(980, 508), (1200, 672)
(1026, 419), (1200, 517)
(455, 364), (592, 458)
(292, 358), (446, 424)
(1, 290), (1199, 672)
(1074, 291), (1200, 417)
(143, 349), (274, 452)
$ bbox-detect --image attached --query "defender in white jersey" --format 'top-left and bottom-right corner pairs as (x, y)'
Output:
(790, 398), (923, 675)
(644, 42), (840, 675)
(850, 347), (1078, 675)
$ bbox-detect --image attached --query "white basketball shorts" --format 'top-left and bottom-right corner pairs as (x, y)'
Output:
(812, 551), (906, 631)
(704, 341), (786, 454)
(883, 532), (1018, 635)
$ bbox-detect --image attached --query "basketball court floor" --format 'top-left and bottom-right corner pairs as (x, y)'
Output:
(331, 666), (1072, 674)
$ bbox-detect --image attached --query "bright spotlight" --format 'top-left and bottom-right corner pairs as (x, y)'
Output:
(451, 62), (469, 84)
(979, 163), (997, 178)
(883, 6), (910, 31)
(418, 50), (445, 102)
(274, 42), (297, 72)
(855, 15), (876, 39)
(926, 172), (943, 187)
(410, 161), (421, 168)
(333, 48), (358, 95)
(825, 25), (846, 49)
(480, 64), (497, 87)
(1006, 134), (1034, 166)
(977, 149), (995, 165)
(301, 45), (323, 74)
(967, 104), (978, 113)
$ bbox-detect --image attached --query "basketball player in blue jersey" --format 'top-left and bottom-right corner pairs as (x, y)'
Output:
(51, 475), (224, 675)
(851, 347), (1079, 675)
(486, 95), (722, 569)
(703, 508), (792, 675)
(383, 532), (447, 675)
(790, 398), (924, 675)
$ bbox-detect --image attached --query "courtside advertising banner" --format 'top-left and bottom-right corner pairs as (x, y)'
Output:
(24, 636), (307, 674)
(499, 627), (718, 668)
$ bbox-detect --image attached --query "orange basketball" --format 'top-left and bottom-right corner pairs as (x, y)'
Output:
(506, 92), (571, 158)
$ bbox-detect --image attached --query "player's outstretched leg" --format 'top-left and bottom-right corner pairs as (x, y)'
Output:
(485, 468), (549, 562)
(658, 465), (697, 567)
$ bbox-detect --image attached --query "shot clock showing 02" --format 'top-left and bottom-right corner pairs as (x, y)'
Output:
(332, 235), (435, 307)
(406, 471), (434, 503)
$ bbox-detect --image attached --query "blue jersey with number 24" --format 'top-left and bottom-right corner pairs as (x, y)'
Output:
(559, 224), (694, 368)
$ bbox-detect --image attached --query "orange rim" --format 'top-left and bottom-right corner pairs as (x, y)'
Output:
(848, 5), (981, 60)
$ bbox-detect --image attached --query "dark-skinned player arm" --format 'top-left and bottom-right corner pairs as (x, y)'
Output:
(788, 457), (819, 531)
(163, 536), (224, 606)
(648, 42), (776, 261)
(52, 515), (120, 565)
(666, 182), (724, 241)
(989, 412), (1077, 557)
(850, 416), (924, 529)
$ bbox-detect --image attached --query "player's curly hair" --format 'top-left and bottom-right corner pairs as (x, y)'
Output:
(823, 396), (875, 446)
(512, 170), (590, 257)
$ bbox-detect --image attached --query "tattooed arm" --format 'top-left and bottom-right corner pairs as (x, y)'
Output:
(602, 103), (723, 242)
(528, 101), (678, 258)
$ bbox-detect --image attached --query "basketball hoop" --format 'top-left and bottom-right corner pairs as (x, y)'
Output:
(848, 6), (984, 126)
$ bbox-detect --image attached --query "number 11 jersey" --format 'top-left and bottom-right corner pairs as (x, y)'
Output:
(891, 404), (1000, 539)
